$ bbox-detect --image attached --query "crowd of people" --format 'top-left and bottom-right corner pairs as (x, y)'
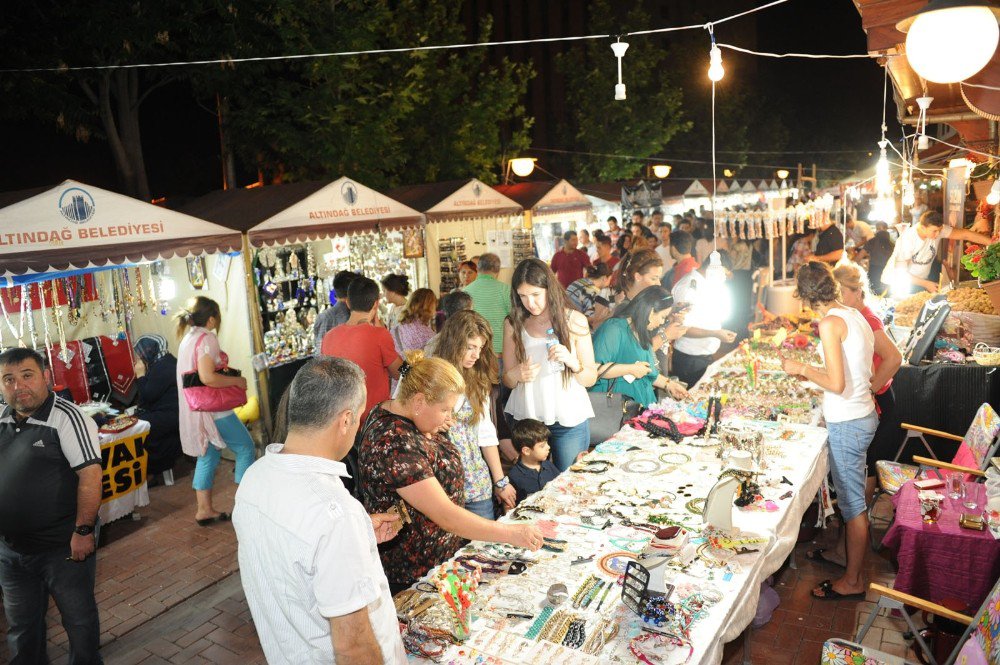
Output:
(1, 202), (948, 664)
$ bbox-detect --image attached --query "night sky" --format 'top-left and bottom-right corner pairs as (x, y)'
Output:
(0, 0), (884, 197)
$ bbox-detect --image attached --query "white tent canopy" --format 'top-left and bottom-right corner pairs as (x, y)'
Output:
(247, 176), (424, 247)
(0, 179), (241, 277)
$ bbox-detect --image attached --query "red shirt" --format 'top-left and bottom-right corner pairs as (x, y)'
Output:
(860, 306), (891, 395)
(671, 256), (700, 288)
(320, 323), (399, 420)
(551, 249), (592, 289)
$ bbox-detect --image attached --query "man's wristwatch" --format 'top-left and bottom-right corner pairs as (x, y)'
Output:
(494, 476), (510, 490)
(74, 524), (94, 536)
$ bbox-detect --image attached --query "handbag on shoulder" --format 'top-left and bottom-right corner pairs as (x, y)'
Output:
(181, 333), (247, 412)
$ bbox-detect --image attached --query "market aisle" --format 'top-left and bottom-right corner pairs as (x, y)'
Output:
(0, 456), (242, 664)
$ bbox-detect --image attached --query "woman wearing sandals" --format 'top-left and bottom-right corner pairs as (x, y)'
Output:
(502, 258), (598, 471)
(175, 296), (256, 526)
(781, 262), (876, 601)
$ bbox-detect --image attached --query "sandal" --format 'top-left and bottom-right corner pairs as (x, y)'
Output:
(812, 579), (866, 601)
(805, 548), (846, 568)
(196, 512), (231, 527)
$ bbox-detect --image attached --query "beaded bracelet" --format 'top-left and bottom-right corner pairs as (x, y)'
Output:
(581, 579), (606, 608)
(524, 605), (555, 640)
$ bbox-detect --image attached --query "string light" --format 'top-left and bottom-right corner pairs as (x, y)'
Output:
(708, 31), (725, 82)
(915, 96), (933, 150)
(611, 38), (630, 100)
(875, 140), (892, 196)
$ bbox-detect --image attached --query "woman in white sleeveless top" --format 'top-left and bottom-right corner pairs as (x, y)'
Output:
(502, 259), (597, 470)
(781, 262), (876, 602)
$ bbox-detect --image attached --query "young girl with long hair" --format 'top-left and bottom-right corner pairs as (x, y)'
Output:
(502, 258), (597, 470)
(435, 311), (516, 518)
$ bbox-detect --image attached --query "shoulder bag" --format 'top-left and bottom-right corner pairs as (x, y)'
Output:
(587, 362), (642, 447)
(181, 333), (247, 412)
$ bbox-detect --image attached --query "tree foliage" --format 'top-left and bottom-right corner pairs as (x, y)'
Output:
(189, 0), (534, 188)
(0, 1), (534, 197)
(556, 0), (690, 182)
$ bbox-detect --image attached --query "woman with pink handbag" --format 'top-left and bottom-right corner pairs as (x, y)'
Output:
(175, 296), (256, 526)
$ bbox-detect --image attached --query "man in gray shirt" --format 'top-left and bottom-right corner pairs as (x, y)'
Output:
(313, 271), (358, 349)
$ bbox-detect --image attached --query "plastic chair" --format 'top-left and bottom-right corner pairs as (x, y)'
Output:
(867, 403), (1000, 550)
(820, 573), (1000, 665)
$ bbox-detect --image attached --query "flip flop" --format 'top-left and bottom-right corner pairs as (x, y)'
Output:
(812, 579), (866, 601)
(196, 512), (231, 527)
(805, 548), (846, 568)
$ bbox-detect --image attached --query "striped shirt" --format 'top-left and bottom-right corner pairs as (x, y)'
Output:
(462, 275), (511, 354)
(463, 274), (510, 355)
(0, 392), (100, 553)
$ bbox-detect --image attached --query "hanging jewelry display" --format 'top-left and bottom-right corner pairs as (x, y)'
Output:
(306, 244), (317, 278)
(119, 269), (135, 324)
(0, 286), (25, 347)
(24, 287), (38, 350)
(52, 294), (72, 366)
(145, 264), (158, 311)
(110, 271), (127, 342)
(38, 281), (55, 370)
(135, 267), (147, 313)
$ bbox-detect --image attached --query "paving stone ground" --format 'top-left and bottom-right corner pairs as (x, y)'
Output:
(0, 459), (926, 664)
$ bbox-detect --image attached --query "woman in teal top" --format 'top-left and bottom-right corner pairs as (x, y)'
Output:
(591, 286), (689, 406)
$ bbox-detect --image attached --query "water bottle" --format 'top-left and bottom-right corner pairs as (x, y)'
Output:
(545, 328), (564, 372)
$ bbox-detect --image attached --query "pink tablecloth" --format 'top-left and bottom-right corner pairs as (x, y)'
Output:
(883, 480), (1000, 609)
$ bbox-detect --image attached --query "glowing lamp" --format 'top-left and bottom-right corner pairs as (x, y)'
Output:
(509, 158), (536, 178)
(875, 142), (891, 196)
(703, 251), (732, 321)
(902, 182), (916, 207)
(948, 157), (974, 180)
(651, 164), (672, 179)
(897, 0), (1000, 84)
(708, 45), (725, 82)
(987, 180), (1000, 205)
(776, 169), (790, 181)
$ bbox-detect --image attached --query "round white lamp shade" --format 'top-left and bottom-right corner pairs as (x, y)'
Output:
(898, 1), (1000, 84)
(509, 158), (536, 177)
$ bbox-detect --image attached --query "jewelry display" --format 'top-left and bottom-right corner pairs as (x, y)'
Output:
(659, 451), (691, 466)
(621, 458), (663, 474)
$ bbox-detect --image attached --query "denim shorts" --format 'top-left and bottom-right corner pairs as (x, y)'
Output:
(826, 410), (879, 522)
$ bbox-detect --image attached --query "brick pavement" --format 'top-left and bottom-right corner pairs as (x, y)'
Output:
(0, 462), (933, 664)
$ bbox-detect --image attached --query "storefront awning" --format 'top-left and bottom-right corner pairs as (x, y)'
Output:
(388, 179), (522, 222)
(245, 177), (424, 247)
(0, 180), (242, 277)
(493, 180), (591, 215)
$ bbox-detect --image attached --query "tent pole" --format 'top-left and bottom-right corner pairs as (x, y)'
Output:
(241, 235), (273, 440)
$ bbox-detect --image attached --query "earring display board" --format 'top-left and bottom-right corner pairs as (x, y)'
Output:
(512, 229), (535, 265)
(438, 237), (468, 293)
(255, 244), (320, 367)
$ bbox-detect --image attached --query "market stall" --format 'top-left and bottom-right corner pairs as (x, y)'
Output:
(397, 338), (829, 664)
(0, 179), (247, 522)
(388, 179), (523, 292)
(494, 180), (591, 262)
(242, 177), (425, 412)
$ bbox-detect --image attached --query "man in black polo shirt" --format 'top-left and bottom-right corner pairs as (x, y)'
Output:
(0, 348), (103, 664)
(806, 215), (845, 266)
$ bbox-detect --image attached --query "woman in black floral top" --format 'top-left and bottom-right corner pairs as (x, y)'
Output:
(359, 351), (543, 593)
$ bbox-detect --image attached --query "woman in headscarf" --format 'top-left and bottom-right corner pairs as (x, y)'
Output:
(133, 334), (182, 478)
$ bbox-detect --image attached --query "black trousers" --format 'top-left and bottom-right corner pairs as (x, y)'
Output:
(671, 349), (713, 388)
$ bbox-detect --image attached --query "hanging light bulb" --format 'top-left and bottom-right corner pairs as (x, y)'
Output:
(611, 38), (629, 100)
(897, 0), (1000, 84)
(703, 251), (732, 321)
(916, 96), (933, 151)
(875, 140), (891, 196)
(988, 179), (1000, 205)
(509, 157), (537, 178)
(708, 44), (725, 82)
(902, 181), (916, 207)
(949, 157), (975, 180)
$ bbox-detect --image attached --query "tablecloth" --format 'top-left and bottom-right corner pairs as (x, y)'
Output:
(405, 419), (828, 665)
(882, 480), (1000, 609)
(98, 419), (150, 524)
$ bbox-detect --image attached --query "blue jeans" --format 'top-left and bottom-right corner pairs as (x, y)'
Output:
(465, 498), (496, 520)
(827, 410), (879, 522)
(192, 413), (256, 491)
(548, 420), (591, 471)
(0, 538), (102, 664)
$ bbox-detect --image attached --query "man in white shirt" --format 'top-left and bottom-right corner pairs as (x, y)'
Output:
(655, 224), (676, 272)
(888, 211), (992, 293)
(234, 357), (405, 665)
(671, 268), (736, 387)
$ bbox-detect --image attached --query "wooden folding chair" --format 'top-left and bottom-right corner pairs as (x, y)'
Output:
(820, 573), (1000, 665)
(867, 403), (1000, 550)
